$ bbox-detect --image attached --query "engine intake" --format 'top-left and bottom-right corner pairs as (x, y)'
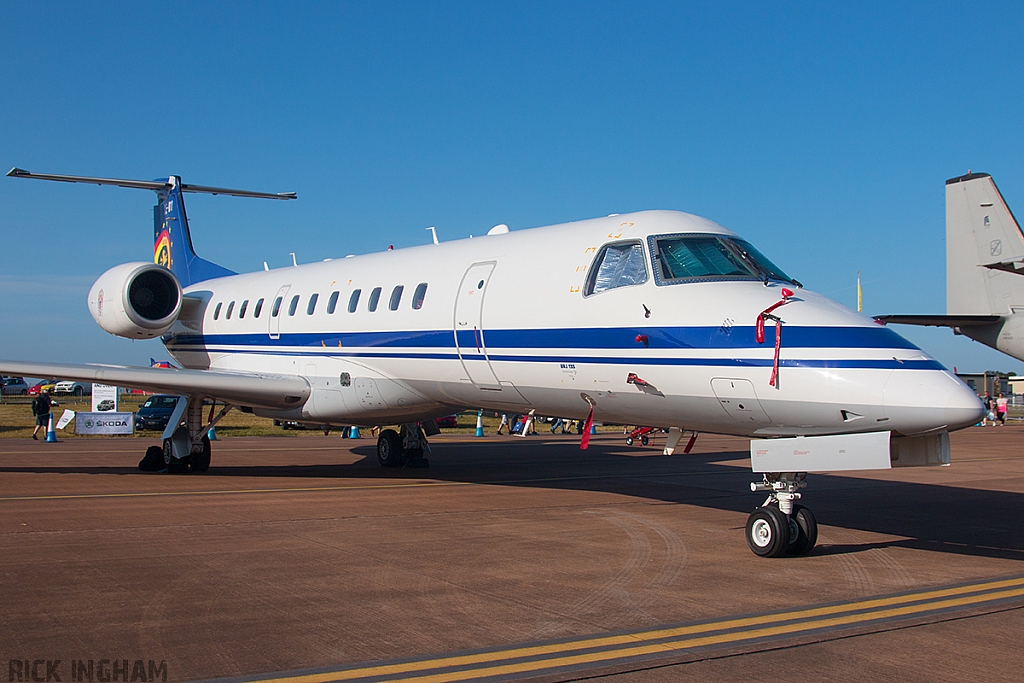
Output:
(88, 263), (183, 339)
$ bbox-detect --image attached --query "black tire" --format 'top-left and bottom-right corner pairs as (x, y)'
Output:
(190, 436), (212, 473)
(377, 429), (404, 467)
(745, 506), (790, 557)
(138, 445), (164, 472)
(625, 437), (634, 446)
(786, 505), (818, 556)
(641, 435), (649, 446)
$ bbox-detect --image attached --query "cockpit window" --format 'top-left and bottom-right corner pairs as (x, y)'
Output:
(584, 241), (649, 296)
(648, 233), (795, 285)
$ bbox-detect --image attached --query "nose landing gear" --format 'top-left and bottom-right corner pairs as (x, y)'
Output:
(747, 473), (817, 557)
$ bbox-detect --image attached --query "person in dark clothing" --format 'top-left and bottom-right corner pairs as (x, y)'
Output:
(31, 389), (57, 440)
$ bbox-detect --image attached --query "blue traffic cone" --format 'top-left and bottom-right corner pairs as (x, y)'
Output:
(590, 422), (597, 435)
(475, 410), (485, 437)
(45, 413), (58, 442)
(349, 426), (360, 439)
(207, 426), (218, 440)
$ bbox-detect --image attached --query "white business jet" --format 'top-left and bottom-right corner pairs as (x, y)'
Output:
(878, 172), (1024, 362)
(2, 168), (983, 557)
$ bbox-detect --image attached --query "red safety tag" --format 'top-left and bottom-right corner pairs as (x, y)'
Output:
(580, 405), (595, 450)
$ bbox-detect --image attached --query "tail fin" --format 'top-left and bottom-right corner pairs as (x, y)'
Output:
(154, 177), (236, 286)
(946, 172), (1024, 315)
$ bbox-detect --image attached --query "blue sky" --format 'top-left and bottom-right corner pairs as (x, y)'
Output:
(2, 2), (1023, 374)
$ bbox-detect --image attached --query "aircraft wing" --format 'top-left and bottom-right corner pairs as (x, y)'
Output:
(873, 314), (1003, 328)
(0, 360), (309, 409)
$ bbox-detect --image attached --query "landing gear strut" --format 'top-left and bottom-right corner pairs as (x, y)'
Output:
(746, 472), (817, 557)
(376, 423), (430, 468)
(138, 396), (231, 473)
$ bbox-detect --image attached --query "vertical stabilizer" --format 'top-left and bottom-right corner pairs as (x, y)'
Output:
(154, 177), (236, 287)
(946, 172), (1024, 315)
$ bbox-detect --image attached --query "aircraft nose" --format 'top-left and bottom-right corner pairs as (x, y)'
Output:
(883, 368), (985, 435)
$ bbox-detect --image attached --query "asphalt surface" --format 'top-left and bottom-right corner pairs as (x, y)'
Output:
(1, 426), (1023, 682)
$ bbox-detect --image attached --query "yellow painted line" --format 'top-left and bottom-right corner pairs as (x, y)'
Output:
(236, 577), (1024, 683)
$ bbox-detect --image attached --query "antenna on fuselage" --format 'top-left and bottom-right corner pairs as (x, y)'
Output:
(426, 226), (439, 244)
(290, 252), (298, 267)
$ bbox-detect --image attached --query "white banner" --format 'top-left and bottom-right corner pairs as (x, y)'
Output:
(76, 412), (134, 435)
(92, 384), (119, 412)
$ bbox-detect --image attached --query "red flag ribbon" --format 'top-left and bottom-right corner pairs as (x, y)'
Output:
(580, 405), (595, 450)
(756, 289), (793, 387)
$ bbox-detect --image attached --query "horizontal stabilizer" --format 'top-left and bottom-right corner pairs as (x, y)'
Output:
(0, 360), (309, 410)
(6, 168), (296, 200)
(874, 314), (1002, 327)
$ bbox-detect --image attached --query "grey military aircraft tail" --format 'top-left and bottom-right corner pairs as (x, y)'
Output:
(877, 172), (1024, 361)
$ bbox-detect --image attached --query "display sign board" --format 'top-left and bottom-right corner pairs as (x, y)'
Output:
(56, 410), (75, 430)
(92, 384), (119, 412)
(76, 412), (134, 435)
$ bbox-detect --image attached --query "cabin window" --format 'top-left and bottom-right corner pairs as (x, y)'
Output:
(389, 285), (404, 311)
(327, 291), (340, 314)
(307, 293), (319, 315)
(254, 298), (264, 318)
(213, 302), (222, 320)
(585, 241), (648, 296)
(647, 234), (795, 285)
(272, 296), (283, 317)
(348, 289), (361, 313)
(226, 301), (235, 319)
(368, 287), (382, 312)
(239, 300), (248, 319)
(288, 295), (300, 316)
(412, 283), (428, 310)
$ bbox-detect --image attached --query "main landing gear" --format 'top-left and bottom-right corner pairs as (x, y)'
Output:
(746, 473), (817, 557)
(377, 424), (430, 468)
(138, 397), (232, 473)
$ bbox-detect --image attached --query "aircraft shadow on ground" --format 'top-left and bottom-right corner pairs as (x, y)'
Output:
(2, 439), (1022, 562)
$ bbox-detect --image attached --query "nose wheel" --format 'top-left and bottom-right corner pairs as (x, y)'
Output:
(746, 473), (817, 557)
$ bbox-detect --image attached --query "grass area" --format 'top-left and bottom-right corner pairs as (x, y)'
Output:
(0, 397), (612, 440)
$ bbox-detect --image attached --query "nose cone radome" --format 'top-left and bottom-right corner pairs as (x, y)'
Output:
(884, 369), (985, 435)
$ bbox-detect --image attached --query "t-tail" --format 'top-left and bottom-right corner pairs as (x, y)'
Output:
(945, 171), (1024, 316)
(6, 167), (296, 287)
(876, 172), (1024, 362)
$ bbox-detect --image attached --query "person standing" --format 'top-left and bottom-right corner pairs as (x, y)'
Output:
(31, 389), (57, 440)
(997, 393), (1008, 425)
(496, 413), (509, 435)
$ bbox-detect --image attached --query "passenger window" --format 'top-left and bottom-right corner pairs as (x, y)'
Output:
(226, 301), (235, 319)
(239, 300), (248, 319)
(214, 302), (222, 320)
(288, 295), (300, 316)
(254, 298), (264, 318)
(307, 293), (319, 315)
(348, 289), (361, 313)
(389, 285), (404, 311)
(327, 291), (339, 314)
(585, 241), (648, 296)
(368, 287), (382, 312)
(412, 283), (428, 310)
(272, 296), (282, 317)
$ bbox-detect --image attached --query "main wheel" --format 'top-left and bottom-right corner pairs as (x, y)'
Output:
(746, 506), (790, 557)
(786, 504), (818, 556)
(190, 436), (212, 473)
(377, 429), (404, 467)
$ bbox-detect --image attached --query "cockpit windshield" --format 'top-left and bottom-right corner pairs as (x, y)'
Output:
(648, 233), (797, 285)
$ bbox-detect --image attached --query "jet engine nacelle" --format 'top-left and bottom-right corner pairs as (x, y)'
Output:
(88, 262), (183, 339)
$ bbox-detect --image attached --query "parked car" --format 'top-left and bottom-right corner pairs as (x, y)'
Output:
(134, 395), (180, 430)
(53, 380), (90, 396)
(1, 376), (28, 395)
(435, 414), (459, 428)
(27, 379), (59, 396)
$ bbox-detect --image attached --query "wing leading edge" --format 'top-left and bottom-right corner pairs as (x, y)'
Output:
(0, 360), (309, 409)
(873, 314), (1002, 327)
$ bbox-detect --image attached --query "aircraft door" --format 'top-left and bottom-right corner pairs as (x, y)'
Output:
(269, 284), (291, 340)
(454, 262), (502, 389)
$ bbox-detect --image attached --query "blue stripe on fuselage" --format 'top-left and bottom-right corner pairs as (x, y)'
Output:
(166, 325), (918, 352)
